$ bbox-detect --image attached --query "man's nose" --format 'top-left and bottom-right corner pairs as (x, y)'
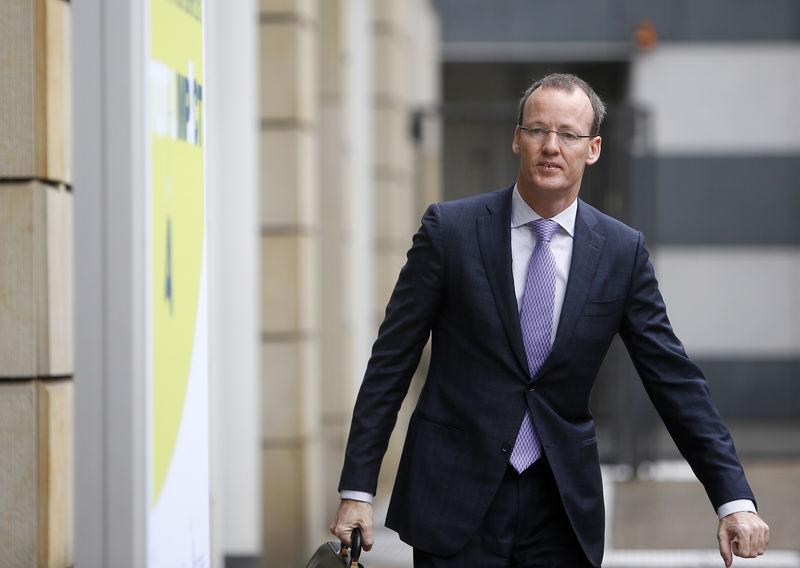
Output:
(542, 131), (560, 152)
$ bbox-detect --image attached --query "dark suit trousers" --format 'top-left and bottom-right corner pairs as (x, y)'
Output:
(412, 458), (592, 568)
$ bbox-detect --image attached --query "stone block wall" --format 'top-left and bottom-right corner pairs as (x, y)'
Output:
(258, 1), (440, 564)
(259, 0), (323, 565)
(0, 1), (74, 565)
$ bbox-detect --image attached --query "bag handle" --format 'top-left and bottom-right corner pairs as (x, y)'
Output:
(350, 526), (361, 565)
(339, 526), (362, 567)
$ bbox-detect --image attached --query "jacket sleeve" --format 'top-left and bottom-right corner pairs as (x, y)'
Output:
(338, 203), (446, 495)
(619, 232), (755, 510)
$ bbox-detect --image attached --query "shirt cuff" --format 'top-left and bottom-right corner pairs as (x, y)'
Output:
(717, 499), (756, 520)
(340, 490), (374, 504)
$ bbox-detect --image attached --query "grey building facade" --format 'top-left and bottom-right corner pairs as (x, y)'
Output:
(432, 0), (800, 465)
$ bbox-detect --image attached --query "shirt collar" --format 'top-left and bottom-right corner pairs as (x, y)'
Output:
(510, 184), (577, 237)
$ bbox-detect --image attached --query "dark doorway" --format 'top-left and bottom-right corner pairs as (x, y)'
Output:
(442, 62), (630, 217)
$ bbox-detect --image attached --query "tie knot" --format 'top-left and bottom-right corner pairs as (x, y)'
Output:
(529, 219), (559, 243)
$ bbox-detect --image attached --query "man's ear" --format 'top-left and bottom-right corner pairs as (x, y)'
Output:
(512, 126), (521, 155)
(586, 135), (602, 165)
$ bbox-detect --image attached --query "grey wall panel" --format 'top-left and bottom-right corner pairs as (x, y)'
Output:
(225, 556), (261, 568)
(432, 0), (800, 45)
(630, 45), (800, 155)
(655, 155), (800, 245)
(699, 358), (800, 421)
(672, 0), (800, 41)
(433, 0), (619, 44)
(627, 154), (659, 240)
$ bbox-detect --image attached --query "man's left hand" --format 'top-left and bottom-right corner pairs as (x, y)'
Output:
(718, 511), (769, 567)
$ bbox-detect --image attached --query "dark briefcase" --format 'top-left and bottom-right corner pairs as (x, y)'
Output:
(305, 526), (364, 568)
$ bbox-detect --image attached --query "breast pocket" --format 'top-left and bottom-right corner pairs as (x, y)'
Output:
(581, 296), (625, 317)
(571, 297), (626, 344)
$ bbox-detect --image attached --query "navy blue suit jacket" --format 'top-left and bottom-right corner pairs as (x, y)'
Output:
(339, 186), (754, 566)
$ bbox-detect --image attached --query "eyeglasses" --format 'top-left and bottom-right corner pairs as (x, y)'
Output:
(517, 125), (596, 146)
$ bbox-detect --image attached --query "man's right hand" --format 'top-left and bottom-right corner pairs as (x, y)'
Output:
(330, 499), (374, 551)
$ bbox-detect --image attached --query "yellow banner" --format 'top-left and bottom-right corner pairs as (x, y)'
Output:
(148, 1), (209, 566)
(149, 0), (205, 507)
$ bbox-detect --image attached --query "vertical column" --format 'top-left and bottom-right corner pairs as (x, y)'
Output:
(410, 0), (443, 215)
(372, 1), (416, 313)
(205, 0), (262, 565)
(0, 0), (74, 566)
(370, 0), (430, 498)
(317, 0), (354, 527)
(346, 0), (375, 402)
(73, 0), (148, 565)
(259, 0), (324, 563)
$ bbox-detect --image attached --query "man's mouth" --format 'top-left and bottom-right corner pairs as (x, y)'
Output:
(538, 161), (561, 171)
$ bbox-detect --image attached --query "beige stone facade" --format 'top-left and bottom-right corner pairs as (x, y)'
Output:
(0, 0), (74, 565)
(0, 0), (439, 564)
(259, 0), (441, 564)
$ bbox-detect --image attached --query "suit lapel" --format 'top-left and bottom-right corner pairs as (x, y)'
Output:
(536, 200), (605, 378)
(476, 188), (530, 375)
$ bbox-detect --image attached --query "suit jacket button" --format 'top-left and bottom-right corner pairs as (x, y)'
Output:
(501, 443), (512, 454)
(527, 382), (535, 392)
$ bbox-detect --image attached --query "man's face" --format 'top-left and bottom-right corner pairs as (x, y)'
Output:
(512, 87), (602, 206)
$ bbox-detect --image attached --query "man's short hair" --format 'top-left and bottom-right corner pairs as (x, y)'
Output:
(517, 73), (607, 135)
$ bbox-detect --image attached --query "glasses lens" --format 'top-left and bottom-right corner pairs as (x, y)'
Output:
(558, 132), (578, 145)
(523, 127), (581, 145)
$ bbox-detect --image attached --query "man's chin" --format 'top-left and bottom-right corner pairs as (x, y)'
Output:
(531, 178), (568, 193)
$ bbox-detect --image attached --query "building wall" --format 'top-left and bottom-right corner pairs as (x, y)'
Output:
(630, 43), (800, 421)
(371, 0), (441, 501)
(432, 0), (800, 45)
(0, 0), (74, 565)
(318, 3), (352, 537)
(258, 0), (441, 564)
(259, 1), (324, 565)
(0, 0), (438, 565)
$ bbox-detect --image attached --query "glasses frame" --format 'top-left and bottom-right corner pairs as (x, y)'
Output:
(517, 125), (597, 145)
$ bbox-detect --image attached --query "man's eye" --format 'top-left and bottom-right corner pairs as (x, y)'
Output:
(561, 132), (577, 141)
(531, 128), (545, 135)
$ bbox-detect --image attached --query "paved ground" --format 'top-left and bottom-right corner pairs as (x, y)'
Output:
(362, 458), (800, 568)
(611, 459), (800, 550)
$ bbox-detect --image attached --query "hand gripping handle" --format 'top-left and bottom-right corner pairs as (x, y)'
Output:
(340, 526), (362, 567)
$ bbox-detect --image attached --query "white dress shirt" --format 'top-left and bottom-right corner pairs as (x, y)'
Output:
(343, 186), (755, 519)
(510, 185), (575, 339)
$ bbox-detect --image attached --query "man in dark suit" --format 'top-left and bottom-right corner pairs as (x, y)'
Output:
(331, 73), (769, 567)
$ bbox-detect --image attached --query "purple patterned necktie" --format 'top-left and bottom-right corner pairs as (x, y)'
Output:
(509, 218), (559, 473)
